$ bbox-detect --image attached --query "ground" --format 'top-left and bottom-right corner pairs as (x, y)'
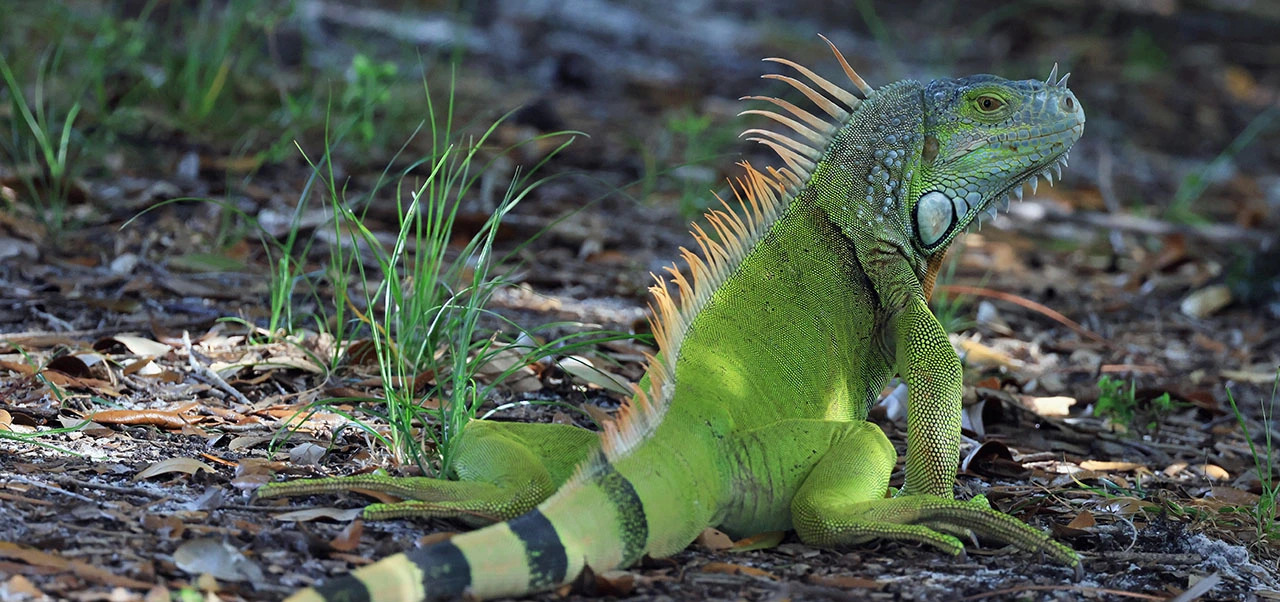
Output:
(2, 1), (1279, 601)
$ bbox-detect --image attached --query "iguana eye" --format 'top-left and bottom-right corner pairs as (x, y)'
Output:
(976, 95), (1003, 112)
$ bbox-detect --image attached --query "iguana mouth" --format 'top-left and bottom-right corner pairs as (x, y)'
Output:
(981, 146), (1074, 225)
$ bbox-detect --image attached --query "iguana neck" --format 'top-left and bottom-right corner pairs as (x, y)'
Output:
(804, 80), (932, 310)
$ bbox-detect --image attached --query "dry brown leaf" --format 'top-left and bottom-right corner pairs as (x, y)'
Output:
(1199, 464), (1230, 480)
(1, 574), (43, 598)
(329, 519), (364, 552)
(700, 562), (777, 580)
(0, 541), (154, 589)
(591, 569), (638, 596)
(1066, 510), (1096, 530)
(134, 457), (216, 481)
(961, 440), (1029, 480)
(695, 527), (734, 551)
(1024, 395), (1076, 417)
(0, 360), (35, 376)
(39, 370), (121, 397)
(90, 409), (192, 429)
(1205, 485), (1261, 506)
(730, 530), (786, 552)
(955, 339), (1018, 370)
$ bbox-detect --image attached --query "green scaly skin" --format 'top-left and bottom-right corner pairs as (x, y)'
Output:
(259, 44), (1085, 601)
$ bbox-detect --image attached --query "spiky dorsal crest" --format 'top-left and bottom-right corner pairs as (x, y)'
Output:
(575, 36), (874, 474)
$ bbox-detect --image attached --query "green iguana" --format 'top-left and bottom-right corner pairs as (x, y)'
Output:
(259, 37), (1085, 601)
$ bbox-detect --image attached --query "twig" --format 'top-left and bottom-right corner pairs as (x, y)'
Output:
(4, 474), (95, 503)
(184, 330), (251, 407)
(960, 584), (1166, 601)
(935, 284), (1107, 344)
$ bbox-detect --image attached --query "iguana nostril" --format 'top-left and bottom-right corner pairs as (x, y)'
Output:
(1064, 96), (1075, 111)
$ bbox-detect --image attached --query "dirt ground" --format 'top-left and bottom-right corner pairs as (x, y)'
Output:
(2, 1), (1280, 601)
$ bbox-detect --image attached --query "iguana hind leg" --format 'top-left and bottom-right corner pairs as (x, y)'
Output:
(257, 420), (598, 526)
(789, 420), (1080, 568)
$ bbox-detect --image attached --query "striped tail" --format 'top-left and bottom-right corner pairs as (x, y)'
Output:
(285, 449), (694, 602)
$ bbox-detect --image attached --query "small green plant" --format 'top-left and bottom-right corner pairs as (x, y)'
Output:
(1225, 372), (1279, 541)
(0, 49), (82, 236)
(1167, 105), (1277, 224)
(287, 68), (625, 472)
(341, 53), (400, 147)
(664, 108), (738, 217)
(1094, 375), (1178, 432)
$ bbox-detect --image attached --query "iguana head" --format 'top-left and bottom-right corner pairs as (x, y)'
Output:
(911, 67), (1084, 255)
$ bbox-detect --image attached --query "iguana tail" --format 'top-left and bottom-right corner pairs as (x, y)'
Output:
(286, 437), (718, 602)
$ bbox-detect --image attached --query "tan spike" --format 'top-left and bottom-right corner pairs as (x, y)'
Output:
(587, 163), (795, 465)
(762, 73), (849, 119)
(817, 33), (873, 98)
(768, 165), (803, 188)
(741, 127), (822, 160)
(740, 95), (831, 132)
(749, 138), (816, 175)
(711, 207), (749, 246)
(763, 56), (862, 109)
(715, 196), (749, 235)
(738, 109), (826, 144)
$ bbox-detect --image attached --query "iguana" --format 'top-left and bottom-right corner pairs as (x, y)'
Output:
(259, 36), (1085, 601)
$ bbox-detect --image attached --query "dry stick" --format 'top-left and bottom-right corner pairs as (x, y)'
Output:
(183, 330), (251, 407)
(935, 284), (1108, 345)
(959, 584), (1166, 601)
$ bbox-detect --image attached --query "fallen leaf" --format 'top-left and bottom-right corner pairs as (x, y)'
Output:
(134, 457), (216, 481)
(1079, 460), (1146, 472)
(591, 569), (637, 596)
(1220, 368), (1278, 385)
(95, 334), (173, 357)
(1199, 464), (1230, 480)
(329, 519), (364, 552)
(956, 339), (1018, 370)
(695, 527), (734, 551)
(1024, 395), (1077, 417)
(961, 441), (1030, 480)
(557, 355), (632, 396)
(1205, 485), (1261, 506)
(1066, 510), (1096, 529)
(700, 562), (777, 580)
(90, 409), (192, 429)
(289, 442), (327, 466)
(0, 541), (153, 589)
(1, 574), (43, 598)
(730, 531), (786, 552)
(1180, 285), (1231, 318)
(272, 507), (364, 522)
(174, 538), (264, 583)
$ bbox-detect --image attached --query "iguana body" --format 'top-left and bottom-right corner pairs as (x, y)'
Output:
(261, 38), (1085, 601)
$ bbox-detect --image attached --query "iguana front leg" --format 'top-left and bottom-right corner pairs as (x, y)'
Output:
(788, 420), (1079, 569)
(892, 294), (964, 498)
(257, 421), (598, 526)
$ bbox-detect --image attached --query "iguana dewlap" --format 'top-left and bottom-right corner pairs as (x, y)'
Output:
(260, 37), (1085, 601)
